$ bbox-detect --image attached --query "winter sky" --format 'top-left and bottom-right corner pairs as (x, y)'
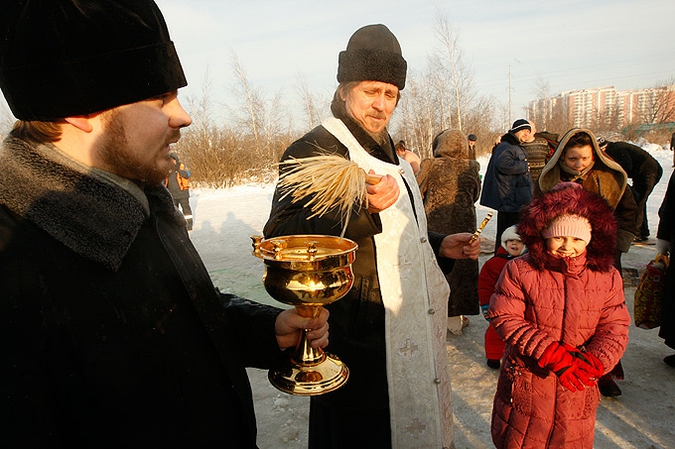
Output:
(1, 1), (673, 128)
(155, 0), (675, 126)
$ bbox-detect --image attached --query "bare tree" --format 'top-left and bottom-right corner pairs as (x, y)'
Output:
(638, 79), (675, 125)
(295, 73), (324, 130)
(393, 69), (438, 160)
(433, 11), (475, 132)
(230, 53), (262, 146)
(393, 10), (487, 159)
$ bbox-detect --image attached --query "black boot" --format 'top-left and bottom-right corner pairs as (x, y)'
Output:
(598, 376), (622, 397)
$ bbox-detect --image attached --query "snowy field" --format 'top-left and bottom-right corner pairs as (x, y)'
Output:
(188, 143), (675, 449)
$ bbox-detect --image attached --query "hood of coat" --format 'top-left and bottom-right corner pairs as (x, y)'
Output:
(538, 128), (627, 197)
(432, 129), (468, 159)
(517, 182), (617, 272)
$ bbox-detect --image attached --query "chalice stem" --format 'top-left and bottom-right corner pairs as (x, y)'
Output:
(292, 328), (326, 366)
(291, 305), (326, 365)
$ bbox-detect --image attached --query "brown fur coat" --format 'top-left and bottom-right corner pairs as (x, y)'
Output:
(418, 129), (481, 315)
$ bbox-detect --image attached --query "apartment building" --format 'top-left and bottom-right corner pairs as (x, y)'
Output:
(527, 85), (675, 129)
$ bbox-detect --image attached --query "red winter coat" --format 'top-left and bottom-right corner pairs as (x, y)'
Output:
(478, 246), (515, 360)
(489, 184), (631, 448)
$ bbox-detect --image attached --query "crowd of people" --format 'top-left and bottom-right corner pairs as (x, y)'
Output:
(1, 2), (673, 448)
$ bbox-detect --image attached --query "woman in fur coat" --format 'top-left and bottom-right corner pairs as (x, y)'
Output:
(418, 129), (482, 328)
(488, 183), (630, 448)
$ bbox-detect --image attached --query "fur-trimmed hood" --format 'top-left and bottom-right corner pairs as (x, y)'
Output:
(538, 128), (628, 208)
(518, 182), (617, 272)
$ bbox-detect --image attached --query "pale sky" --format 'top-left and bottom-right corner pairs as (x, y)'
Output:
(1, 0), (673, 130)
(154, 0), (675, 127)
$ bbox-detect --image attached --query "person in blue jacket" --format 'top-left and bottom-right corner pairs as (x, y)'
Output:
(480, 119), (534, 254)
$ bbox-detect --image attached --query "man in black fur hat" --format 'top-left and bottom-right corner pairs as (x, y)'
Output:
(0, 1), (328, 447)
(264, 23), (480, 448)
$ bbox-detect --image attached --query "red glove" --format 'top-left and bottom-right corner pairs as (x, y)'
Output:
(556, 360), (586, 392)
(539, 342), (596, 392)
(558, 343), (604, 388)
(538, 342), (575, 372)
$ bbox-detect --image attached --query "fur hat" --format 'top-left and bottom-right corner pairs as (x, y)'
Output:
(337, 24), (407, 90)
(542, 215), (592, 243)
(0, 0), (187, 120)
(509, 119), (531, 134)
(517, 182), (617, 271)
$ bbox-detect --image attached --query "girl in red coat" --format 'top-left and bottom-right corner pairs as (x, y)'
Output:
(489, 183), (630, 448)
(478, 225), (525, 369)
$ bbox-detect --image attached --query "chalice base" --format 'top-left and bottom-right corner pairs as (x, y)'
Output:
(268, 352), (349, 396)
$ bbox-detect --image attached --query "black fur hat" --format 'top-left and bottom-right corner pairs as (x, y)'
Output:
(0, 0), (187, 120)
(337, 24), (407, 90)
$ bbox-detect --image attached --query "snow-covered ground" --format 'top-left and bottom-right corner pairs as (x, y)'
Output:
(188, 143), (675, 449)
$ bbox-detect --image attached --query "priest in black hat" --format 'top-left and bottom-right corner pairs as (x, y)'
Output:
(264, 23), (480, 448)
(0, 1), (329, 447)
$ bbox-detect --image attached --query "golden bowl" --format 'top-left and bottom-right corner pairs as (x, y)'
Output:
(252, 235), (358, 307)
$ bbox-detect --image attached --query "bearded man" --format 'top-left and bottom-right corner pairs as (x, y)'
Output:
(264, 24), (480, 449)
(0, 1), (328, 446)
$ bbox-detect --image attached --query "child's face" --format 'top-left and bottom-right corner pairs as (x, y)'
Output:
(546, 236), (587, 258)
(504, 239), (524, 256)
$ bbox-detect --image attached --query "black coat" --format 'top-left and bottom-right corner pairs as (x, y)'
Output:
(658, 171), (675, 349)
(0, 137), (282, 448)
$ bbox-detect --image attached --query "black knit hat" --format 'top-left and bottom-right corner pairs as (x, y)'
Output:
(0, 0), (187, 120)
(509, 119), (531, 134)
(337, 24), (407, 90)
(468, 134), (477, 141)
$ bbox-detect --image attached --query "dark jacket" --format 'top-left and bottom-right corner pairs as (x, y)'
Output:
(420, 129), (481, 315)
(658, 171), (675, 349)
(480, 132), (534, 212)
(603, 141), (663, 197)
(0, 137), (282, 448)
(264, 109), (451, 412)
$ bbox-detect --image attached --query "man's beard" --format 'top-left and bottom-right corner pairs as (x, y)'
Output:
(95, 110), (177, 185)
(331, 91), (391, 146)
(369, 128), (390, 147)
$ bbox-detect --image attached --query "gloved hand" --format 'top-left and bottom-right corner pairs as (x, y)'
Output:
(560, 343), (604, 388)
(556, 360), (586, 392)
(481, 304), (490, 321)
(538, 341), (575, 373)
(566, 346), (604, 386)
(538, 342), (595, 392)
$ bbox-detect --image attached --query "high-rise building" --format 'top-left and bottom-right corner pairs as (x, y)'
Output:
(527, 85), (675, 130)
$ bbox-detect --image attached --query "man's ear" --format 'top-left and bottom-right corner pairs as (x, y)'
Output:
(63, 115), (95, 133)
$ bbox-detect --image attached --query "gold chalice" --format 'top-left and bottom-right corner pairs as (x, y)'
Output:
(251, 234), (357, 396)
